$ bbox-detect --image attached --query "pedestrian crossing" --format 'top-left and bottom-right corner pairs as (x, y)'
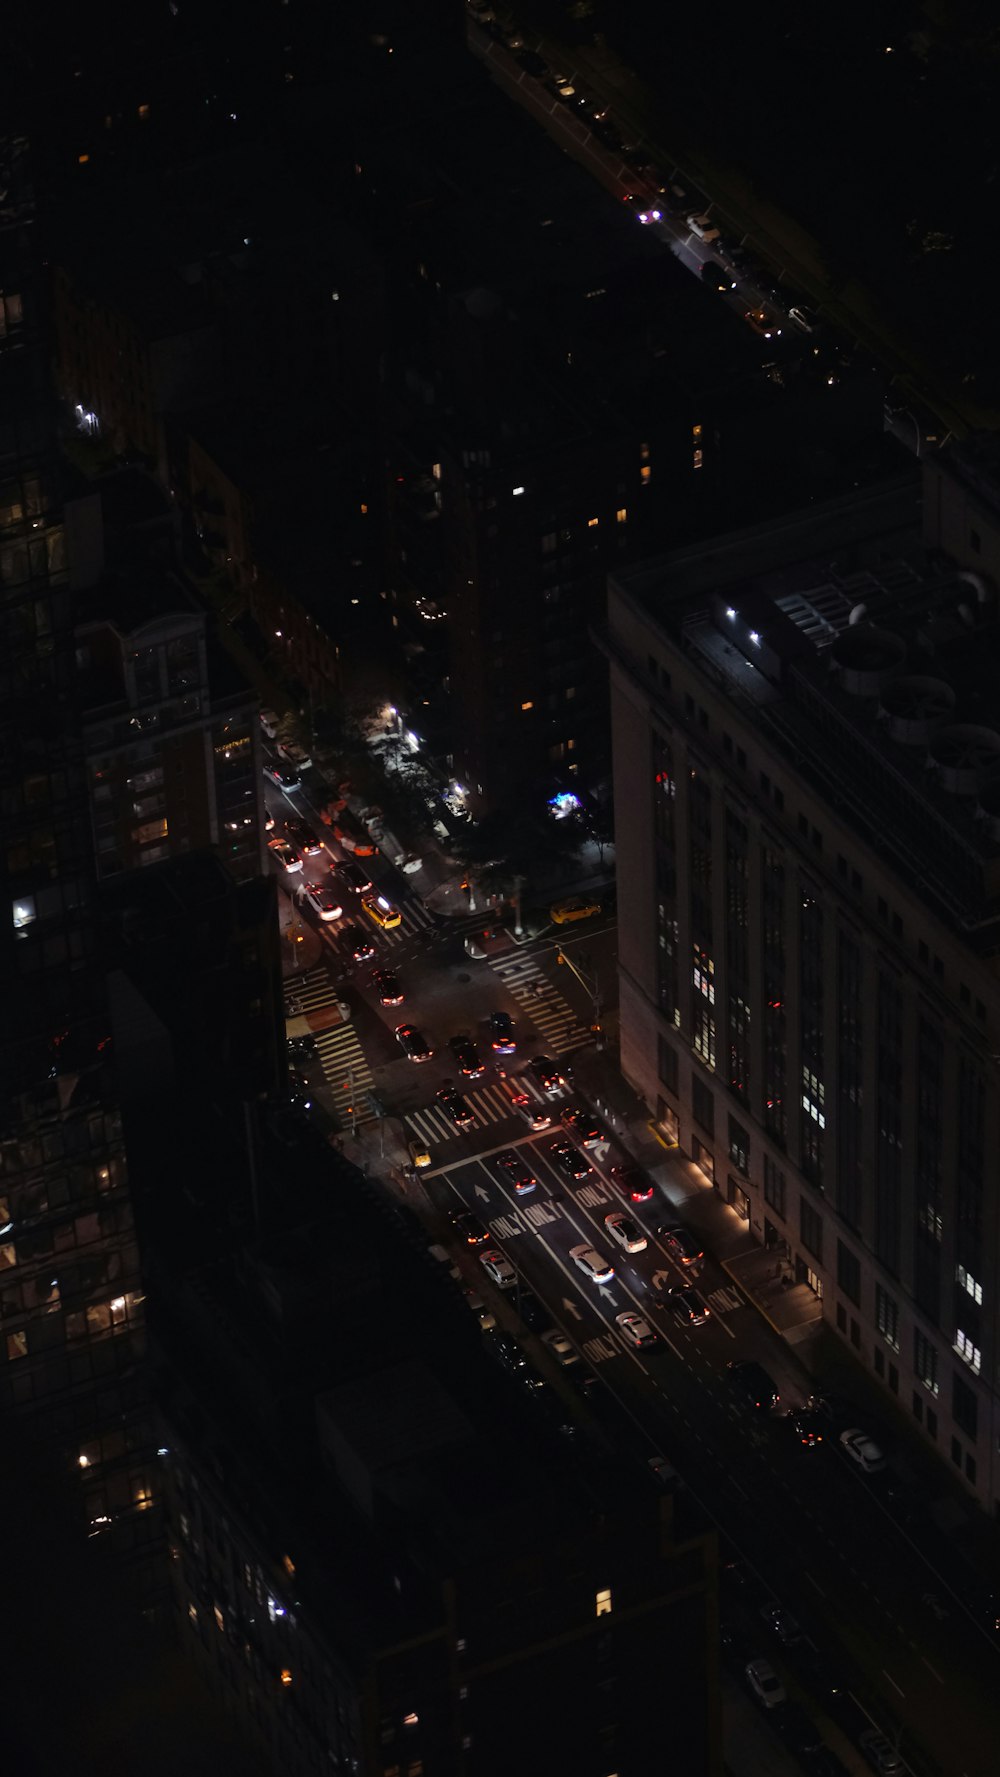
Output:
(286, 966), (376, 1126)
(487, 953), (591, 1056)
(404, 1078), (546, 1148)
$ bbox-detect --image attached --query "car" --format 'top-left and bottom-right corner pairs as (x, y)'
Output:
(371, 968), (404, 1006)
(744, 305), (783, 338)
(267, 838), (302, 874)
(259, 707), (281, 739)
(341, 923), (376, 962)
(550, 1140), (593, 1182)
(570, 1244), (615, 1285)
(287, 1069), (313, 1111)
(362, 894), (402, 930)
(858, 1729), (904, 1775)
(277, 739), (312, 771)
(286, 1032), (316, 1056)
(462, 1287), (496, 1331)
(300, 880), (343, 921)
(490, 1330), (528, 1373)
(759, 1603), (803, 1647)
(560, 1106), (607, 1148)
(647, 1455), (679, 1487)
(777, 1703), (824, 1758)
(611, 1163), (654, 1202)
(839, 1428), (887, 1474)
(687, 212), (721, 242)
(449, 1034), (485, 1078)
(333, 858), (373, 895)
(788, 303), (819, 333)
(495, 1149), (538, 1195)
(263, 761), (300, 790)
(395, 1023), (433, 1062)
(656, 1224), (704, 1268)
(489, 1010), (516, 1053)
(285, 816), (322, 855)
(604, 1212), (648, 1254)
(480, 1248), (517, 1290)
(528, 1054), (566, 1096)
(541, 1328), (579, 1366)
(264, 809), (275, 832)
(616, 1311), (658, 1350)
(436, 1082), (476, 1129)
(668, 1286), (710, 1327)
(702, 258), (736, 291)
(728, 1360), (780, 1411)
(516, 1289), (549, 1332)
(789, 1409), (825, 1447)
(501, 1082), (552, 1130)
(407, 1137), (432, 1169)
(635, 203), (662, 225)
(745, 1658), (786, 1710)
(550, 896), (601, 925)
(452, 1209), (490, 1246)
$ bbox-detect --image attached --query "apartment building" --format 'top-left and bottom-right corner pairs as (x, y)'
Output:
(606, 455), (1000, 1509)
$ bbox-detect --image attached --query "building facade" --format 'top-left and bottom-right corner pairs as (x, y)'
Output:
(607, 463), (1000, 1509)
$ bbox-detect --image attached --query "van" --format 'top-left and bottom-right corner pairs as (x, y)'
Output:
(499, 1077), (552, 1130)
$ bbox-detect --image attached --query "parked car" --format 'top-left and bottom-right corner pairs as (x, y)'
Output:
(839, 1428), (887, 1474)
(263, 761), (300, 791)
(728, 1360), (780, 1411)
(687, 212), (721, 242)
(480, 1248), (517, 1290)
(702, 258), (736, 291)
(745, 1658), (786, 1710)
(541, 1328), (579, 1366)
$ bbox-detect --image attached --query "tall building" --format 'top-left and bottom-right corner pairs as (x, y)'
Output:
(0, 136), (157, 1589)
(607, 457), (1000, 1509)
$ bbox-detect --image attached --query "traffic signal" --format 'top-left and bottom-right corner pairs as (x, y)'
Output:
(556, 951), (566, 965)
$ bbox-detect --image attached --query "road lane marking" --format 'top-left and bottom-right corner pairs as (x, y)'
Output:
(805, 1572), (826, 1598)
(881, 1669), (904, 1698)
(921, 1656), (943, 1684)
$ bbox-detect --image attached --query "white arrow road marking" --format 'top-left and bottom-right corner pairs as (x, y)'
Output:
(652, 1269), (672, 1293)
(561, 1296), (582, 1321)
(474, 1183), (490, 1201)
(598, 1282), (616, 1303)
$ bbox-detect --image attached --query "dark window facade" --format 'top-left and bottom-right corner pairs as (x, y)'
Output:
(799, 882), (825, 1189)
(728, 1114), (750, 1178)
(836, 929), (863, 1229)
(689, 767), (715, 1068)
(692, 1075), (714, 1139)
(874, 971), (903, 1275)
(725, 810), (750, 1098)
(761, 847), (787, 1148)
(657, 1035), (678, 1095)
(763, 1154), (785, 1219)
(952, 1373), (978, 1442)
(800, 1195), (823, 1262)
(914, 1015), (944, 1323)
(653, 736), (679, 1025)
(837, 1240), (861, 1306)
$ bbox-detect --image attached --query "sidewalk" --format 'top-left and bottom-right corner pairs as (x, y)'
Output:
(276, 884), (324, 979)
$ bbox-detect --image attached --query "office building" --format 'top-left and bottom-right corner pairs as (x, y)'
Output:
(607, 456), (1000, 1508)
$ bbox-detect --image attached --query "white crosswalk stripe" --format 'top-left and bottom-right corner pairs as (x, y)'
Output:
(403, 1082), (519, 1147)
(286, 969), (377, 1125)
(487, 954), (591, 1055)
(581, 1334), (620, 1364)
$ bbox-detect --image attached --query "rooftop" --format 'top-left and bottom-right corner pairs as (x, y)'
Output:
(611, 469), (1000, 939)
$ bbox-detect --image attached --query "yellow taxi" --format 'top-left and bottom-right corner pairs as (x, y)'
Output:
(550, 896), (602, 925)
(407, 1137), (432, 1170)
(362, 893), (402, 930)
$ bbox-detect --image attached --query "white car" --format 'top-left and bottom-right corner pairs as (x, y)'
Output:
(570, 1244), (615, 1285)
(745, 1658), (786, 1709)
(300, 881), (343, 921)
(259, 708), (281, 739)
(858, 1728), (904, 1774)
(839, 1427), (887, 1473)
(604, 1212), (648, 1254)
(479, 1248), (517, 1290)
(687, 212), (720, 243)
(462, 1289), (496, 1331)
(616, 1311), (658, 1350)
(541, 1328), (579, 1366)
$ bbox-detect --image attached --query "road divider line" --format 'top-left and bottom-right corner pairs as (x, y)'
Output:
(881, 1669), (904, 1698)
(921, 1655), (943, 1684)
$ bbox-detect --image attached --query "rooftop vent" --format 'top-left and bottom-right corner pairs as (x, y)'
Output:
(879, 676), (955, 745)
(829, 625), (906, 697)
(926, 724), (1000, 796)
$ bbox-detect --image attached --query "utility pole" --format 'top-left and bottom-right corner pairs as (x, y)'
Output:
(556, 946), (603, 1047)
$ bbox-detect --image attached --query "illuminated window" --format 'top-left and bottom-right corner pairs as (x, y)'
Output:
(692, 423), (703, 439)
(12, 896), (35, 930)
(957, 1265), (983, 1305)
(133, 818), (168, 845)
(214, 1605), (225, 1633)
(640, 442), (650, 460)
(521, 701), (534, 712)
(0, 1243), (17, 1269)
(432, 463), (442, 479)
(595, 1588), (612, 1617)
(955, 1329), (981, 1374)
(6, 1331), (27, 1361)
(283, 1554), (296, 1578)
(403, 1712), (419, 1727)
(78, 153), (90, 165)
(137, 103), (150, 119)
(616, 508), (627, 524)
(360, 502), (368, 515)
(587, 517), (599, 528)
(566, 738), (576, 751)
(512, 486), (525, 497)
(280, 1668), (293, 1687)
(693, 449), (704, 471)
(187, 1602), (198, 1625)
(640, 466), (651, 485)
